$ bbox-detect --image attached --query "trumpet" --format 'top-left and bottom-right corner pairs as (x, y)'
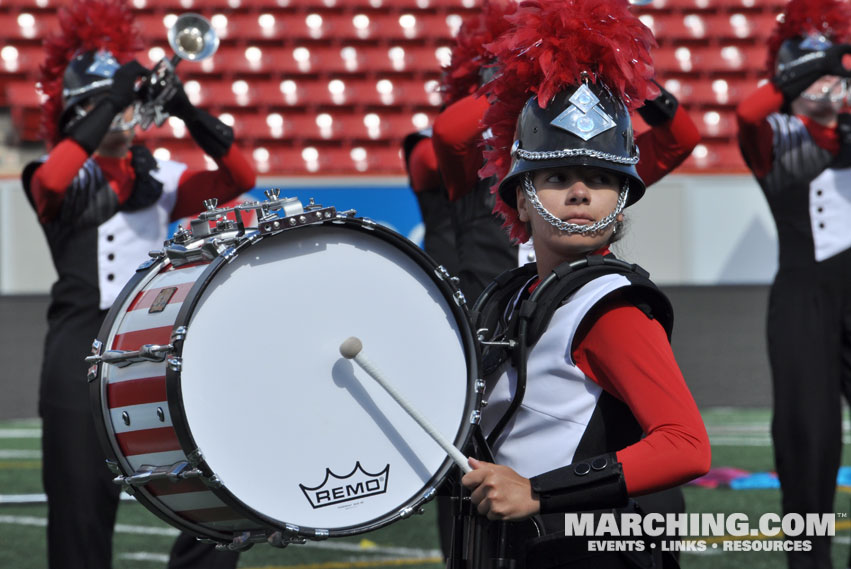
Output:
(136, 12), (219, 130)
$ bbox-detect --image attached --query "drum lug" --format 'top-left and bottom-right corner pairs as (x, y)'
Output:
(171, 326), (187, 344)
(399, 506), (415, 519)
(475, 379), (486, 393)
(470, 410), (482, 424)
(186, 448), (204, 467)
(87, 339), (104, 382)
(313, 528), (330, 540)
(168, 356), (182, 372)
(453, 290), (467, 307)
(105, 459), (121, 476)
(423, 486), (437, 502)
(361, 218), (376, 231)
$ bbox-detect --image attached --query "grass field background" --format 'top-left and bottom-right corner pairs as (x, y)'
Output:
(1, 408), (849, 569)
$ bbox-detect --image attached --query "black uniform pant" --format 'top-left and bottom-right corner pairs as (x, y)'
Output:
(41, 404), (239, 569)
(768, 259), (851, 569)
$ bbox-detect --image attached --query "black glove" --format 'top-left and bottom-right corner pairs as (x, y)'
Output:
(161, 75), (194, 120)
(66, 60), (148, 154)
(637, 79), (679, 126)
(106, 60), (149, 110)
(774, 43), (851, 102)
(161, 79), (234, 158)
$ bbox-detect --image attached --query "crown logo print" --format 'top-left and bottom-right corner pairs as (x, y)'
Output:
(550, 84), (616, 141)
(299, 462), (390, 509)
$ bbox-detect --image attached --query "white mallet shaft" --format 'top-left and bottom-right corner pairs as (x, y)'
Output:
(339, 336), (472, 474)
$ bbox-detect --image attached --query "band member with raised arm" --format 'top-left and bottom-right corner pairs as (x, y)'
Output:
(736, 1), (851, 566)
(21, 1), (255, 567)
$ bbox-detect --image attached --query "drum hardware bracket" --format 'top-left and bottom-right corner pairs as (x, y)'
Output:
(475, 379), (486, 394)
(267, 526), (308, 548)
(217, 531), (265, 552)
(168, 355), (182, 372)
(85, 343), (174, 367)
(476, 328), (517, 349)
(258, 205), (337, 236)
(470, 410), (482, 424)
(399, 505), (425, 519)
(164, 242), (221, 267)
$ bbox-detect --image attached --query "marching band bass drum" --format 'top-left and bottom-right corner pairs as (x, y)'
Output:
(87, 195), (482, 549)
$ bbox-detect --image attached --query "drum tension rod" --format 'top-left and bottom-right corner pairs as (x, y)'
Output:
(113, 461), (203, 489)
(85, 344), (174, 368)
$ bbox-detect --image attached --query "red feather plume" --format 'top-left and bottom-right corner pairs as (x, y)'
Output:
(766, 0), (851, 74)
(39, 0), (144, 146)
(477, 0), (658, 243)
(440, 0), (517, 105)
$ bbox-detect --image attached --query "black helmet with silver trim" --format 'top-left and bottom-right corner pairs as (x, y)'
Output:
(59, 49), (137, 133)
(497, 81), (645, 209)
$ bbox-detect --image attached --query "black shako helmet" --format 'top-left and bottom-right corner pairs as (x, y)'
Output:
(497, 81), (645, 210)
(59, 48), (121, 132)
(776, 33), (834, 71)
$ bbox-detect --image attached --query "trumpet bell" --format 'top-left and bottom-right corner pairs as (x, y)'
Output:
(168, 13), (219, 62)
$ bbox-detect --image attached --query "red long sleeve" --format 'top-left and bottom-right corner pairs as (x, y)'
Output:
(572, 300), (711, 495)
(408, 137), (441, 193)
(736, 82), (785, 178)
(635, 105), (701, 187)
(171, 145), (256, 221)
(29, 139), (91, 223)
(432, 94), (490, 201)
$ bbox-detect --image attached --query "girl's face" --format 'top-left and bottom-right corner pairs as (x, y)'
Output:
(516, 166), (624, 274)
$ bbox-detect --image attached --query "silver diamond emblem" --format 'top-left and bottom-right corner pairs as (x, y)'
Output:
(550, 84), (616, 141)
(86, 49), (120, 78)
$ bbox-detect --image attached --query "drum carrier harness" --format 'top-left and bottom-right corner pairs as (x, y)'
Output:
(472, 254), (673, 449)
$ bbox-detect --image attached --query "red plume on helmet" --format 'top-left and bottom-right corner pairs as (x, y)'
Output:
(478, 0), (658, 243)
(440, 0), (517, 106)
(39, 0), (143, 146)
(766, 0), (851, 74)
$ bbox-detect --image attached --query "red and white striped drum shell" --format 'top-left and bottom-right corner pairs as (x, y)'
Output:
(90, 217), (480, 546)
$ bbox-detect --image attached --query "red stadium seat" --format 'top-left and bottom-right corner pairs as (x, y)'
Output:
(694, 109), (737, 139)
(682, 141), (746, 172)
(0, 11), (57, 43)
(662, 77), (760, 107)
(5, 80), (41, 141)
(694, 44), (766, 74)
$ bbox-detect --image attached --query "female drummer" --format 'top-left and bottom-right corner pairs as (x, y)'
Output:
(460, 0), (710, 566)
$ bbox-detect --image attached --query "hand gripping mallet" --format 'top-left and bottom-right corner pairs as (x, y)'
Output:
(339, 336), (472, 474)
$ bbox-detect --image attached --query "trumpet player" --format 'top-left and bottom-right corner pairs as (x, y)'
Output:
(19, 1), (255, 568)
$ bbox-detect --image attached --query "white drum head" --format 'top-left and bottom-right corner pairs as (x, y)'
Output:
(178, 224), (472, 532)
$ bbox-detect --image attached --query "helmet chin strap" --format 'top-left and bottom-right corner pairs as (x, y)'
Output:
(521, 173), (628, 235)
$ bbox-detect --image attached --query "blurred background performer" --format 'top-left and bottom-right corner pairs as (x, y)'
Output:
(460, 0), (710, 566)
(19, 1), (256, 568)
(736, 1), (851, 567)
(431, 0), (519, 303)
(402, 128), (461, 280)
